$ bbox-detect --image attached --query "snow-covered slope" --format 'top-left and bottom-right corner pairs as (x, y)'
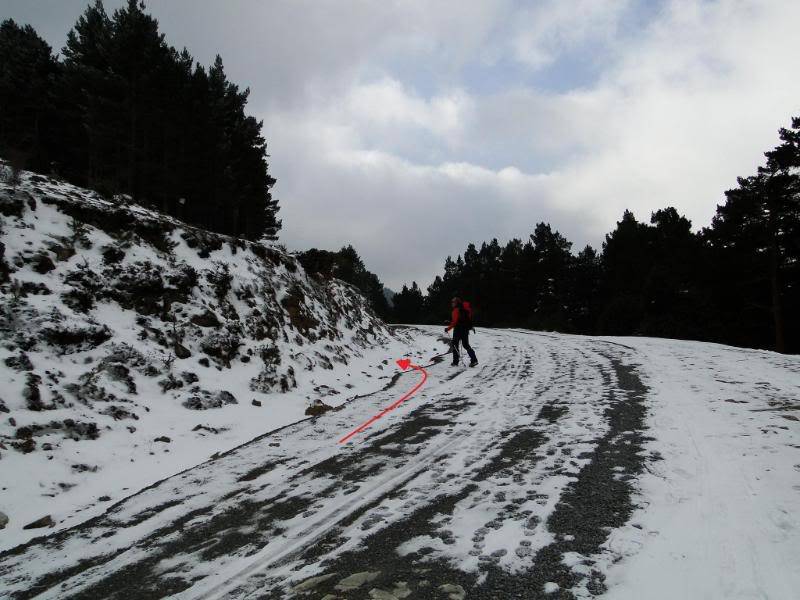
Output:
(0, 328), (796, 599)
(0, 165), (413, 550)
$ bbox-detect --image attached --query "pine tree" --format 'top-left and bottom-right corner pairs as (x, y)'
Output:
(498, 238), (525, 325)
(0, 20), (59, 171)
(706, 144), (800, 352)
(598, 210), (652, 334)
(567, 245), (601, 333)
(393, 283), (425, 324)
(297, 246), (390, 318)
(527, 223), (572, 330)
(2, 0), (283, 239)
(61, 0), (116, 189)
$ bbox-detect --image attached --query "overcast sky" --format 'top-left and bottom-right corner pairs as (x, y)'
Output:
(4, 0), (800, 289)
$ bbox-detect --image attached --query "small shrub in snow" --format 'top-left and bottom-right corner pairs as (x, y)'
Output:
(100, 245), (125, 265)
(98, 363), (137, 394)
(20, 282), (50, 296)
(45, 240), (75, 262)
(23, 373), (50, 411)
(0, 241), (10, 283)
(305, 399), (334, 417)
(205, 263), (233, 301)
(250, 365), (296, 393)
(107, 262), (166, 315)
(29, 253), (55, 274)
(101, 405), (138, 420)
(71, 464), (99, 473)
(102, 344), (150, 370)
(14, 419), (100, 444)
(313, 352), (334, 370)
(0, 190), (24, 217)
(181, 230), (223, 258)
(280, 285), (320, 334)
(4, 352), (33, 372)
(62, 266), (104, 313)
(192, 424), (225, 434)
(258, 344), (281, 366)
(159, 374), (183, 393)
(165, 263), (197, 297)
(68, 217), (92, 250)
(64, 380), (120, 405)
(180, 371), (199, 384)
(40, 322), (112, 353)
(182, 390), (237, 410)
(190, 308), (221, 328)
(200, 330), (241, 367)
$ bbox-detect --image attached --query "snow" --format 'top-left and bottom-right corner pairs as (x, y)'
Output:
(1, 166), (799, 599)
(0, 166), (407, 551)
(595, 337), (800, 600)
(0, 323), (797, 598)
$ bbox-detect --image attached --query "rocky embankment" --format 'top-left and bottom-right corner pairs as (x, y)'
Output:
(0, 163), (399, 548)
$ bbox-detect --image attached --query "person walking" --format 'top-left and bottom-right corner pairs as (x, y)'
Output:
(445, 296), (478, 367)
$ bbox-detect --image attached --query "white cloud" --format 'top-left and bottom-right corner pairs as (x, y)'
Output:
(344, 78), (473, 145)
(10, 0), (800, 289)
(265, 0), (800, 289)
(510, 0), (634, 68)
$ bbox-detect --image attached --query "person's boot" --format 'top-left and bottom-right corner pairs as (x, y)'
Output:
(469, 357), (478, 367)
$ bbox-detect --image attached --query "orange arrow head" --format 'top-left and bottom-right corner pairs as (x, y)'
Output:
(396, 358), (412, 370)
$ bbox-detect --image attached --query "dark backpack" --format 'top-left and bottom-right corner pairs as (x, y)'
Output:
(460, 301), (474, 329)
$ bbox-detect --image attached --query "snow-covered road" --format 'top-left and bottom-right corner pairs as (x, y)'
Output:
(1, 328), (798, 599)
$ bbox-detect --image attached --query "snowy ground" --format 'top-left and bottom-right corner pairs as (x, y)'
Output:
(1, 327), (797, 599)
(601, 337), (800, 600)
(0, 332), (418, 553)
(0, 167), (399, 551)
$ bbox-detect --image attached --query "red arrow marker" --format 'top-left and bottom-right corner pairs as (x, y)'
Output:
(338, 358), (428, 444)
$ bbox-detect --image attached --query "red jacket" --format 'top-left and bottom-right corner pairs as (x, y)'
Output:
(446, 302), (472, 332)
(446, 307), (460, 332)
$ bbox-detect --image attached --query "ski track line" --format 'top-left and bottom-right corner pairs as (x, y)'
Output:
(190, 430), (472, 600)
(35, 330), (521, 600)
(3, 328), (597, 600)
(194, 330), (540, 599)
(9, 364), (444, 600)
(219, 331), (563, 598)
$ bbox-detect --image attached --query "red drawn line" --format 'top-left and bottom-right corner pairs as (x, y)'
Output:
(338, 358), (428, 444)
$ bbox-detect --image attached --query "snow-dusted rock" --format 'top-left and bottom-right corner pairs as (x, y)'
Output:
(22, 515), (53, 530)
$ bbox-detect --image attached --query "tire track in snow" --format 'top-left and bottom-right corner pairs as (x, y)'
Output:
(0, 329), (646, 600)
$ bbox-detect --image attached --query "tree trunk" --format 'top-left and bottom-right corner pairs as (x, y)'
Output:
(129, 95), (137, 197)
(769, 242), (786, 353)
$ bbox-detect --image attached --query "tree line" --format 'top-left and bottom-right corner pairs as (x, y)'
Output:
(297, 246), (391, 320)
(0, 0), (279, 240)
(393, 117), (800, 354)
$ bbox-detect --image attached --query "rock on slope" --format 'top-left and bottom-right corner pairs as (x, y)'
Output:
(0, 162), (404, 549)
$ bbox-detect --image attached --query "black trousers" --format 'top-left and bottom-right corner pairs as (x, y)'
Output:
(452, 328), (477, 364)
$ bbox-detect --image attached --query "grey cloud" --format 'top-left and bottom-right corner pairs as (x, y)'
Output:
(4, 0), (800, 291)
